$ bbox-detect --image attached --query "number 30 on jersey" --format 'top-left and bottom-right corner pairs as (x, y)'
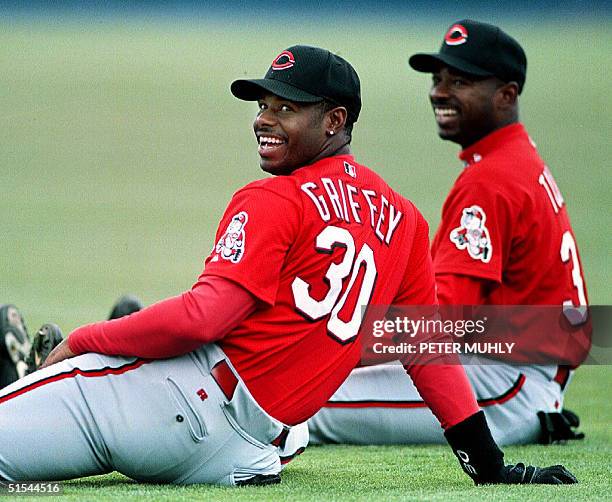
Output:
(292, 226), (377, 343)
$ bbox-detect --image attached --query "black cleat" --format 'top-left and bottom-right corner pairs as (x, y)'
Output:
(0, 304), (31, 389)
(538, 408), (585, 444)
(235, 473), (281, 486)
(25, 323), (64, 374)
(109, 294), (143, 320)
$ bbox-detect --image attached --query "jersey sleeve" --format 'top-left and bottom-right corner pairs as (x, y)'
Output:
(200, 185), (301, 306)
(406, 364), (480, 430)
(432, 182), (513, 283)
(67, 276), (258, 358)
(435, 273), (490, 305)
(393, 211), (437, 306)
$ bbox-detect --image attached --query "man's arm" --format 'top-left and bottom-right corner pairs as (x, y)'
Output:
(42, 276), (258, 367)
(429, 275), (577, 483)
(406, 361), (576, 484)
(435, 272), (492, 305)
(396, 215), (576, 484)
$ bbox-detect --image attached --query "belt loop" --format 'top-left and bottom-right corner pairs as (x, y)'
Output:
(553, 365), (571, 391)
(210, 354), (288, 446)
(210, 360), (238, 401)
(271, 427), (290, 449)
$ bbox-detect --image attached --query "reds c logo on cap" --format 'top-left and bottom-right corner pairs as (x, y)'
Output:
(445, 24), (468, 46)
(271, 50), (295, 70)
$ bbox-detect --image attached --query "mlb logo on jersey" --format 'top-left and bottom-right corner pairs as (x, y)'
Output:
(344, 161), (357, 178)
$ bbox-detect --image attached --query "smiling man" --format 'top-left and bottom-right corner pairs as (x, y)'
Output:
(413, 19), (588, 445)
(308, 20), (588, 449)
(0, 45), (576, 487)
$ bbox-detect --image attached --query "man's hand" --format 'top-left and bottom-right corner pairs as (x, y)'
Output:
(39, 338), (76, 369)
(445, 411), (579, 485)
(538, 409), (585, 443)
(497, 463), (577, 484)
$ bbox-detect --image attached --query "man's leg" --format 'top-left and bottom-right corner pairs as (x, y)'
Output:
(308, 363), (446, 444)
(308, 362), (563, 446)
(1, 345), (282, 485)
(0, 355), (114, 481)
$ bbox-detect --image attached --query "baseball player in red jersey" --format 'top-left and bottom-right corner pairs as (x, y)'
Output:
(309, 20), (588, 447)
(0, 45), (576, 486)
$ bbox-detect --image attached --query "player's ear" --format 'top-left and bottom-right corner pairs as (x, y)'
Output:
(495, 82), (519, 110)
(326, 106), (347, 135)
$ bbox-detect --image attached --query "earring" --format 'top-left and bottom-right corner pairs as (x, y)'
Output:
(327, 130), (335, 136)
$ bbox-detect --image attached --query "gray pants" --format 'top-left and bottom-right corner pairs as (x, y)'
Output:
(0, 344), (284, 485)
(308, 361), (567, 446)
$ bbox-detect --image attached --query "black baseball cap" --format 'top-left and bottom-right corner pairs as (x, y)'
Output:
(409, 19), (527, 93)
(231, 45), (361, 122)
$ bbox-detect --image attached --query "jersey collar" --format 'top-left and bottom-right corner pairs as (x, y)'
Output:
(289, 153), (355, 177)
(459, 123), (527, 166)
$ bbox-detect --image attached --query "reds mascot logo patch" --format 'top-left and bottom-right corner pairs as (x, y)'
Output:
(215, 211), (248, 263)
(449, 205), (492, 263)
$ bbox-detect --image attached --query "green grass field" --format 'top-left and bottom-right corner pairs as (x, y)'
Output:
(1, 16), (610, 501)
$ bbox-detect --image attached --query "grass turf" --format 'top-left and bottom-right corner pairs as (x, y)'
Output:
(1, 15), (610, 501)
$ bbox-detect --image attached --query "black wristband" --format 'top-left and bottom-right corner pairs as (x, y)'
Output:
(444, 411), (505, 484)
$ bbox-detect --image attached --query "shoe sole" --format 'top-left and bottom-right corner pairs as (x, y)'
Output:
(26, 323), (64, 373)
(109, 294), (143, 320)
(0, 304), (31, 379)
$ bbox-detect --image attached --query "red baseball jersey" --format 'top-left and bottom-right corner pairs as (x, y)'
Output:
(431, 123), (589, 362)
(202, 154), (435, 424)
